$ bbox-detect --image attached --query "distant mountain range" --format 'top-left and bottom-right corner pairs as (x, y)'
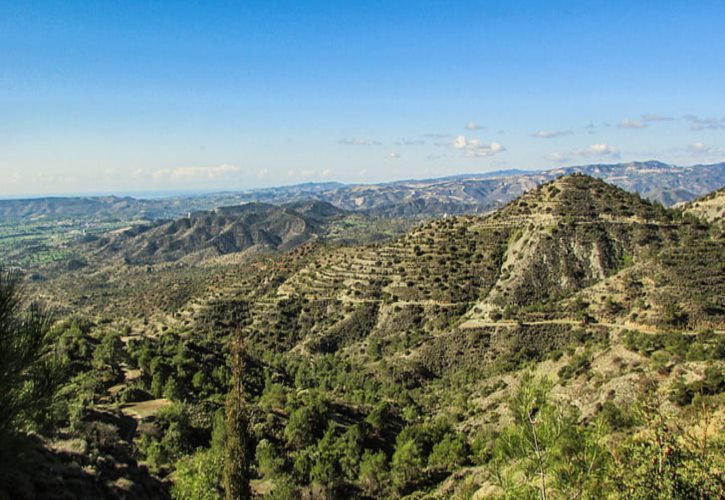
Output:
(1, 161), (723, 221)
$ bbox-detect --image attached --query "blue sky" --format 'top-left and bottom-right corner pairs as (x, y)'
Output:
(1, 0), (724, 196)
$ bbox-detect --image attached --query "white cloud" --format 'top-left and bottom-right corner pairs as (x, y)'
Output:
(451, 135), (506, 157)
(689, 142), (708, 153)
(321, 168), (332, 177)
(531, 130), (572, 139)
(683, 114), (725, 131)
(547, 143), (619, 163)
(617, 119), (646, 129)
(386, 152), (400, 160)
(465, 121), (485, 130)
(581, 143), (620, 158)
(395, 138), (425, 145)
(687, 142), (721, 155)
(130, 168), (147, 180)
(547, 152), (570, 163)
(256, 168), (269, 178)
(339, 137), (382, 146)
(151, 164), (241, 182)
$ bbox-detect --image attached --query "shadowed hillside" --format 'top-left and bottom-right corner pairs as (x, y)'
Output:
(87, 201), (348, 264)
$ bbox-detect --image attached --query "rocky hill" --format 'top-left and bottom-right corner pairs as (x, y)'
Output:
(232, 175), (721, 360)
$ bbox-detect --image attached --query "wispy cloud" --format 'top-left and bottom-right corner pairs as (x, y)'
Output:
(617, 119), (646, 129)
(683, 114), (725, 131)
(288, 168), (331, 178)
(531, 130), (572, 139)
(386, 152), (400, 160)
(465, 121), (486, 130)
(450, 135), (505, 157)
(338, 137), (382, 146)
(395, 138), (425, 145)
(424, 133), (451, 138)
(641, 113), (673, 122)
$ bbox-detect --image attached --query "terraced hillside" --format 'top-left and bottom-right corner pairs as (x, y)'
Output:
(243, 175), (719, 346)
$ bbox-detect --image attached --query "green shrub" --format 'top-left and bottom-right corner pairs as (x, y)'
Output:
(171, 448), (223, 500)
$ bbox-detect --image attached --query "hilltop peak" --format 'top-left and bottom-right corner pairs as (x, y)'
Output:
(490, 173), (669, 222)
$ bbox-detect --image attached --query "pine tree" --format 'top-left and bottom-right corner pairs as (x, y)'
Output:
(0, 269), (56, 438)
(222, 335), (251, 500)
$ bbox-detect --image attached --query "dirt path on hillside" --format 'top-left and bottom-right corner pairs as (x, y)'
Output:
(459, 317), (724, 336)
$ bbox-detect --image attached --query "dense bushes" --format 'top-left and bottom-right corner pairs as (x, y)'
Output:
(127, 332), (229, 401)
(624, 329), (725, 362)
(489, 374), (725, 498)
(669, 366), (725, 406)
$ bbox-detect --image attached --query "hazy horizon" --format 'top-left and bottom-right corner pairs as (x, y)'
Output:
(0, 158), (719, 201)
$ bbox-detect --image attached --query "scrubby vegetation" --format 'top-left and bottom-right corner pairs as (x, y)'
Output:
(2, 175), (723, 498)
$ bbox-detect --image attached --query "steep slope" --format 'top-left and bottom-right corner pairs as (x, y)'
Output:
(465, 174), (676, 315)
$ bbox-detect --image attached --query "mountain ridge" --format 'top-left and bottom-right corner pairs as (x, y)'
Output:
(87, 200), (349, 265)
(2, 161), (723, 221)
